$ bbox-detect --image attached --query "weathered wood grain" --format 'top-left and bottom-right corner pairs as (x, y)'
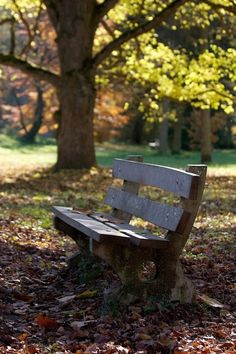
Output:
(52, 206), (130, 245)
(90, 213), (169, 249)
(105, 188), (185, 231)
(113, 159), (200, 199)
(112, 155), (143, 222)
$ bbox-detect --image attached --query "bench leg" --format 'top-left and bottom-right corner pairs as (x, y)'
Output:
(54, 217), (193, 304)
(93, 243), (193, 304)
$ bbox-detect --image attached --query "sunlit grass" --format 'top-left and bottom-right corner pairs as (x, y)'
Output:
(0, 134), (235, 176)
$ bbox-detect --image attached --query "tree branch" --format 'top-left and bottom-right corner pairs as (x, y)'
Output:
(20, 0), (43, 56)
(202, 0), (236, 15)
(101, 19), (115, 38)
(196, 88), (235, 101)
(0, 53), (60, 87)
(95, 0), (120, 22)
(43, 0), (60, 31)
(9, 19), (16, 55)
(12, 0), (32, 40)
(0, 18), (16, 26)
(92, 0), (189, 68)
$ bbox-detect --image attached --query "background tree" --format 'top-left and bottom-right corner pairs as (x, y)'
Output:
(116, 3), (235, 162)
(0, 0), (235, 169)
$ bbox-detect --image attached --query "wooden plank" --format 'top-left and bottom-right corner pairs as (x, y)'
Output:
(90, 213), (169, 249)
(104, 188), (186, 231)
(112, 159), (200, 199)
(106, 223), (169, 249)
(112, 155), (143, 222)
(166, 165), (208, 245)
(52, 206), (131, 245)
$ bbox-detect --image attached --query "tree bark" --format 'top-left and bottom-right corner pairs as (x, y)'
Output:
(22, 81), (44, 143)
(56, 72), (96, 169)
(171, 115), (182, 154)
(159, 99), (170, 154)
(200, 109), (212, 163)
(46, 0), (97, 169)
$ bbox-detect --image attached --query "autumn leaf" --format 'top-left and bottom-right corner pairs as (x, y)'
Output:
(76, 289), (97, 299)
(14, 292), (33, 302)
(23, 344), (40, 354)
(138, 333), (152, 340)
(18, 332), (29, 341)
(35, 314), (58, 329)
(197, 294), (226, 308)
(58, 295), (76, 304)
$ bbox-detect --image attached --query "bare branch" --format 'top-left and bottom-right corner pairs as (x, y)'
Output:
(0, 53), (60, 87)
(12, 0), (32, 39)
(95, 0), (120, 22)
(196, 88), (235, 101)
(92, 0), (189, 68)
(0, 18), (16, 26)
(20, 0), (43, 56)
(101, 19), (115, 38)
(202, 0), (236, 15)
(9, 19), (16, 55)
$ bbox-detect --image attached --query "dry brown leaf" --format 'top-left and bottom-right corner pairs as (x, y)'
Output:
(35, 314), (58, 329)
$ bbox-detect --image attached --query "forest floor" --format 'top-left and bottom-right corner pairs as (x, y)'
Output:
(0, 161), (235, 353)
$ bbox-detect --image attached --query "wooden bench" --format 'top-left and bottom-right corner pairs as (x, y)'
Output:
(52, 156), (207, 303)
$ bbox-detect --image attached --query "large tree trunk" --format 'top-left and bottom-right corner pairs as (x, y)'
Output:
(56, 72), (96, 169)
(46, 0), (97, 170)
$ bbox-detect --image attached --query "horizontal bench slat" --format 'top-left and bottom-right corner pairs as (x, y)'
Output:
(104, 188), (185, 231)
(90, 213), (169, 249)
(113, 159), (199, 199)
(52, 206), (130, 245)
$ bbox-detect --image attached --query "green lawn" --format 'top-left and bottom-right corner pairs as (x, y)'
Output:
(0, 134), (235, 175)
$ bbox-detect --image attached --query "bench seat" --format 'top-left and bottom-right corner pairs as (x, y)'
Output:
(53, 206), (169, 249)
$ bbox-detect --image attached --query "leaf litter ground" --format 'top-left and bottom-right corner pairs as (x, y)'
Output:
(0, 166), (235, 353)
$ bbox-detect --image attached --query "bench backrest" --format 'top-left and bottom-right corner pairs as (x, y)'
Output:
(104, 157), (207, 237)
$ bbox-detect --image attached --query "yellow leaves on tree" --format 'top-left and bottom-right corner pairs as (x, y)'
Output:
(94, 89), (129, 143)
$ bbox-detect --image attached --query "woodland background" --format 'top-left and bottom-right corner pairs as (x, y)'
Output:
(0, 1), (235, 353)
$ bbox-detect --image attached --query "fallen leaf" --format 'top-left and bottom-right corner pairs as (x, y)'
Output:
(76, 289), (97, 299)
(139, 333), (152, 340)
(14, 292), (33, 302)
(198, 294), (226, 308)
(18, 332), (29, 341)
(71, 320), (97, 330)
(74, 329), (89, 338)
(24, 344), (39, 354)
(58, 295), (76, 303)
(35, 314), (58, 329)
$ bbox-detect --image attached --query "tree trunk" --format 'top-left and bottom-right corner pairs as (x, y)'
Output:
(200, 109), (212, 163)
(56, 72), (96, 169)
(22, 82), (44, 143)
(46, 0), (97, 170)
(159, 100), (170, 154)
(171, 115), (182, 154)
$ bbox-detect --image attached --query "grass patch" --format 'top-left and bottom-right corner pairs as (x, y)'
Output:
(20, 206), (52, 229)
(0, 145), (235, 353)
(0, 134), (235, 175)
